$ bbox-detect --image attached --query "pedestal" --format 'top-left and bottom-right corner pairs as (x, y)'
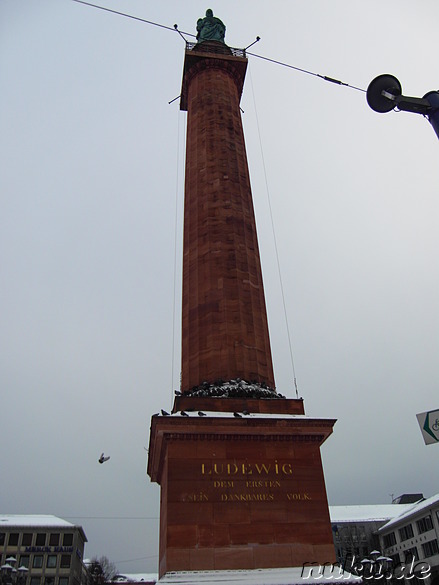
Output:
(147, 399), (336, 578)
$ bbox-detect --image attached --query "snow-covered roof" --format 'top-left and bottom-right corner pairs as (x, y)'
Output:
(113, 574), (157, 583)
(0, 515), (76, 528)
(158, 567), (361, 584)
(329, 504), (415, 523)
(379, 493), (439, 531)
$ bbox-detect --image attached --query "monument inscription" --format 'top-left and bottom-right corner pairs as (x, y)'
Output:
(179, 459), (312, 504)
(201, 460), (293, 476)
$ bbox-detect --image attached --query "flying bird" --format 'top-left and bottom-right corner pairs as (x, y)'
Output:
(98, 453), (110, 464)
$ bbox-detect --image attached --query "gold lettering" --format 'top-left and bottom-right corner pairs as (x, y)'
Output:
(187, 492), (209, 502)
(220, 493), (275, 502)
(214, 480), (234, 488)
(264, 480), (281, 488)
(286, 492), (312, 501)
(254, 463), (271, 475)
(213, 463), (224, 475)
(201, 460), (293, 477)
(241, 463), (253, 475)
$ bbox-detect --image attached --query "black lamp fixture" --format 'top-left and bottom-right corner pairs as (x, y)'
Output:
(367, 74), (439, 139)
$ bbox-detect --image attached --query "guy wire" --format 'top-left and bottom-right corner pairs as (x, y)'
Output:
(171, 109), (182, 402)
(247, 51), (366, 93)
(70, 0), (196, 37)
(70, 0), (366, 95)
(248, 65), (299, 399)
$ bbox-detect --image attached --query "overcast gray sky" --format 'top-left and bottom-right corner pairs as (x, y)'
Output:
(1, 0), (439, 575)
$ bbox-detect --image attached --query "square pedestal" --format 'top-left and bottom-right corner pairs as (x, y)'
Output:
(147, 400), (336, 578)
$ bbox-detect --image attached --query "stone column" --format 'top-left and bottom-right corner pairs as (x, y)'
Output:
(180, 44), (275, 393)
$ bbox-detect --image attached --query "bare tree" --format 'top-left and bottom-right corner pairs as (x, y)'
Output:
(87, 556), (118, 585)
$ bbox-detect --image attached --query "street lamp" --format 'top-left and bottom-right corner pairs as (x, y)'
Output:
(366, 74), (439, 140)
(0, 557), (29, 585)
(359, 550), (393, 581)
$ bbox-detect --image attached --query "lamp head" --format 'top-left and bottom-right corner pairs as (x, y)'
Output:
(367, 74), (402, 112)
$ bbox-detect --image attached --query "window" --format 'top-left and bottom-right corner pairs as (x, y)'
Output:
(384, 532), (397, 547)
(399, 525), (414, 541)
(19, 556), (30, 568)
(62, 534), (73, 546)
(22, 534), (33, 546)
(47, 556), (57, 569)
(35, 534), (46, 546)
(58, 578), (69, 585)
(49, 534), (60, 547)
(422, 539), (439, 558)
(30, 578), (41, 585)
(0, 533), (5, 546)
(404, 547), (419, 562)
(390, 553), (401, 565)
(416, 516), (433, 534)
(60, 555), (71, 569)
(8, 533), (19, 546)
(45, 578), (55, 585)
(33, 556), (43, 569)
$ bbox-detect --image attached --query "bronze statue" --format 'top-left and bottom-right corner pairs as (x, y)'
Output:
(196, 9), (226, 43)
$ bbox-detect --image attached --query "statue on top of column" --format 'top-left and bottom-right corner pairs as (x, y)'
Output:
(196, 9), (226, 43)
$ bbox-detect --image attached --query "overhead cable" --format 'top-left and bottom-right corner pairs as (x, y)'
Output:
(70, 0), (366, 94)
(247, 51), (366, 92)
(70, 0), (196, 37)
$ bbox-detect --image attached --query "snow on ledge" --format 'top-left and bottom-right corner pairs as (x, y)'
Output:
(159, 411), (330, 421)
(158, 566), (361, 585)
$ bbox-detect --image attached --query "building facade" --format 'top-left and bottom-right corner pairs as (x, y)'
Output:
(0, 515), (87, 585)
(329, 503), (417, 565)
(379, 493), (439, 585)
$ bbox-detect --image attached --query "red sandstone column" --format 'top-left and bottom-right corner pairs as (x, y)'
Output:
(148, 40), (336, 581)
(180, 45), (275, 393)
